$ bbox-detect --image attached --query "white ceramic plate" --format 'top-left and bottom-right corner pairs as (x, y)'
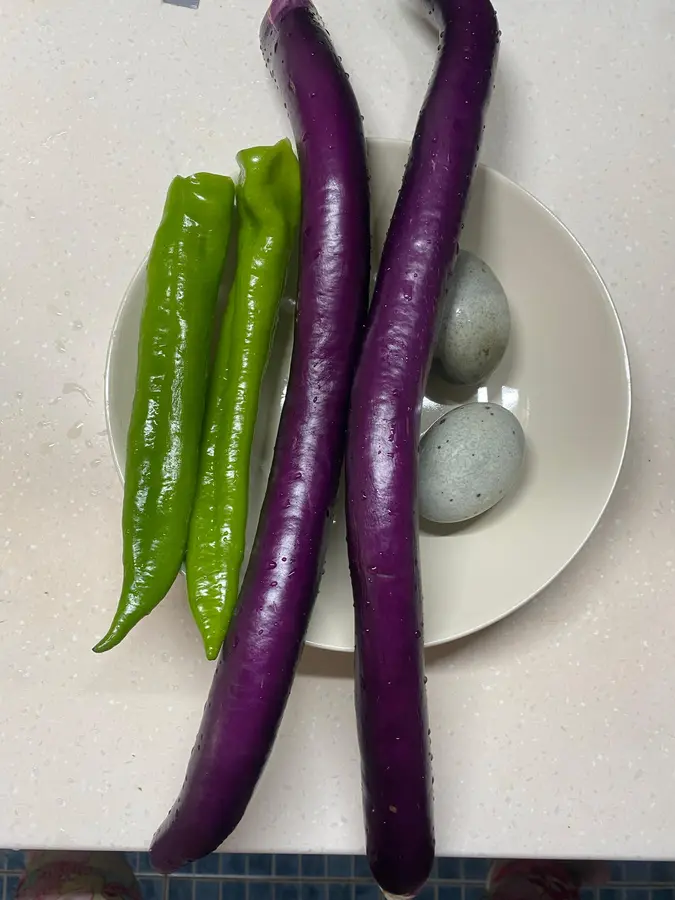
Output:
(105, 137), (631, 652)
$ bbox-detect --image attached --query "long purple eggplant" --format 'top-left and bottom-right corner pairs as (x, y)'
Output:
(345, 0), (499, 895)
(149, 0), (370, 872)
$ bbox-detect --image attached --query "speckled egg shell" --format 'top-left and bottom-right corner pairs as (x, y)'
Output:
(418, 402), (525, 524)
(435, 250), (511, 385)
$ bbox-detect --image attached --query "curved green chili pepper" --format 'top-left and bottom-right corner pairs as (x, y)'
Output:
(187, 139), (301, 660)
(94, 173), (235, 653)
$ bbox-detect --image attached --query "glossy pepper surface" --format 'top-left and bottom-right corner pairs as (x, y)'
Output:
(187, 139), (301, 660)
(94, 173), (235, 653)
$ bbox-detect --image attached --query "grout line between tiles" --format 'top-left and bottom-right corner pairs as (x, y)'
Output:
(0, 869), (670, 887)
(0, 868), (670, 887)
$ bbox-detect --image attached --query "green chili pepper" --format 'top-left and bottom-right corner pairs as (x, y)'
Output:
(94, 173), (235, 653)
(186, 139), (301, 660)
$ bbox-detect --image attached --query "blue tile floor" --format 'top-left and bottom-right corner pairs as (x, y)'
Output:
(0, 853), (671, 900)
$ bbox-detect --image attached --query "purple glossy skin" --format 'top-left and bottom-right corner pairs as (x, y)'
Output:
(345, 0), (498, 895)
(149, 0), (370, 874)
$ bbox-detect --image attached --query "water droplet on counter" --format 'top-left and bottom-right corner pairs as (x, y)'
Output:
(67, 421), (84, 440)
(55, 338), (67, 353)
(63, 382), (93, 405)
(15, 391), (23, 401)
(90, 458), (102, 468)
(71, 319), (84, 331)
(40, 442), (56, 455)
(47, 304), (63, 317)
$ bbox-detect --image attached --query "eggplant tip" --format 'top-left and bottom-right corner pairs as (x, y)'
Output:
(268, 0), (310, 26)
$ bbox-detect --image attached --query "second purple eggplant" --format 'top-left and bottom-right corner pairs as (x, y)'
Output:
(345, 0), (500, 895)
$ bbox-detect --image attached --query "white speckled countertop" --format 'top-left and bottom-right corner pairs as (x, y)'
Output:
(0, 0), (673, 859)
